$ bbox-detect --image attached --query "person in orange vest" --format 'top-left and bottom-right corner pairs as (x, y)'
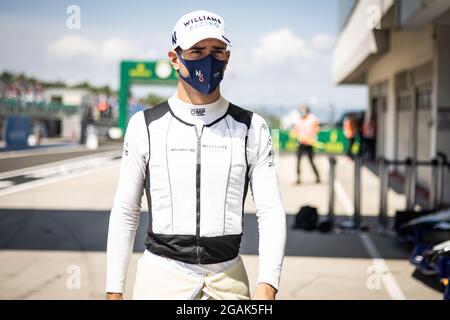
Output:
(290, 104), (321, 184)
(343, 114), (357, 157)
(361, 114), (376, 161)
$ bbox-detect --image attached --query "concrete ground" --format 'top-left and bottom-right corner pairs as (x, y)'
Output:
(0, 145), (444, 299)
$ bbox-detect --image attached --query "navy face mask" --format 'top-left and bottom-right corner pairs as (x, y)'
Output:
(177, 52), (226, 95)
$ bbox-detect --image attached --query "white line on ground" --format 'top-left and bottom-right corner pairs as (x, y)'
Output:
(0, 149), (121, 180)
(331, 157), (407, 300)
(334, 180), (354, 215)
(0, 159), (120, 197)
(0, 144), (84, 159)
(359, 233), (407, 300)
(319, 155), (354, 216)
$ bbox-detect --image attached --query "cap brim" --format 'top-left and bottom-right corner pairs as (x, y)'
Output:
(175, 33), (232, 50)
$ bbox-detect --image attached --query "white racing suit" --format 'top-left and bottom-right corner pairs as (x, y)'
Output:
(106, 94), (286, 298)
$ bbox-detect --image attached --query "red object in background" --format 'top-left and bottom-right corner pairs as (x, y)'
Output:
(98, 100), (108, 112)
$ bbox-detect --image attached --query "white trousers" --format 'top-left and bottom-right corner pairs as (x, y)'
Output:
(132, 254), (251, 300)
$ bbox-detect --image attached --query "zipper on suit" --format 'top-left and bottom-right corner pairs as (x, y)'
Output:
(194, 124), (204, 264)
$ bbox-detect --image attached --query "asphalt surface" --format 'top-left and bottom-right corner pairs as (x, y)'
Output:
(0, 143), (121, 173)
(0, 147), (444, 299)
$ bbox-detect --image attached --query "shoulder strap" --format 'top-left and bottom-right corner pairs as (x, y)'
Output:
(226, 103), (254, 219)
(142, 101), (170, 203)
(143, 101), (170, 166)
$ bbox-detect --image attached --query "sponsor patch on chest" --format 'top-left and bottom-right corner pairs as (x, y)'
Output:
(190, 108), (206, 117)
(202, 143), (227, 151)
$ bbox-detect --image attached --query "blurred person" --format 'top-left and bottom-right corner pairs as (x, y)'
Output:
(33, 123), (41, 146)
(290, 104), (321, 184)
(343, 114), (357, 157)
(361, 114), (376, 161)
(106, 10), (286, 301)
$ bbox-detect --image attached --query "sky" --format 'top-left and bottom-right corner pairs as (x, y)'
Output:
(0, 0), (367, 117)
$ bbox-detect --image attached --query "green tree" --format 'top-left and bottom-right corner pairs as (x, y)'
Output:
(139, 93), (167, 107)
(0, 71), (14, 83)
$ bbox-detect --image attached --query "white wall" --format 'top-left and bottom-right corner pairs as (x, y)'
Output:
(333, 0), (395, 84)
(367, 26), (434, 161)
(367, 26), (434, 84)
(365, 23), (450, 205)
(61, 113), (81, 141)
(44, 88), (89, 106)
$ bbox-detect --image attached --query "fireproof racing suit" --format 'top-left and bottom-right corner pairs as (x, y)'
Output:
(106, 94), (286, 294)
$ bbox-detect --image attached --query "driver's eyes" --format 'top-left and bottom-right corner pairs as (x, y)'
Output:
(186, 49), (226, 58)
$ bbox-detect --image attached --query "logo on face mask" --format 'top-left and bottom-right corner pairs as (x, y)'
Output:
(195, 70), (205, 83)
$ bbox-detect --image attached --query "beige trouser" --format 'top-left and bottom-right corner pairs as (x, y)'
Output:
(132, 255), (251, 300)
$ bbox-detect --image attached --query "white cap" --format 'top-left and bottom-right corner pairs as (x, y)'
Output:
(171, 10), (232, 50)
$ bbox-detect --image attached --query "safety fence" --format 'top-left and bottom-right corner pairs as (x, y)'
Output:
(325, 153), (450, 233)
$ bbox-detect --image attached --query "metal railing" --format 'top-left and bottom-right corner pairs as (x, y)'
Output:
(325, 153), (450, 233)
(378, 154), (450, 233)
